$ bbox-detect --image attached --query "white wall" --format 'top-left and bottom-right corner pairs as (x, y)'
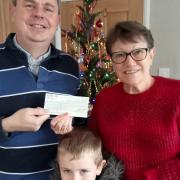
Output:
(149, 0), (180, 79)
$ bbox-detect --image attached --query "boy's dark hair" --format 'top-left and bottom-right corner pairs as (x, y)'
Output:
(106, 21), (154, 55)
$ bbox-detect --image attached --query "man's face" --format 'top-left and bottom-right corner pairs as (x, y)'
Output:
(11, 0), (59, 45)
(58, 151), (105, 180)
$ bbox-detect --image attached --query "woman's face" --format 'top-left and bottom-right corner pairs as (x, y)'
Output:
(111, 39), (155, 91)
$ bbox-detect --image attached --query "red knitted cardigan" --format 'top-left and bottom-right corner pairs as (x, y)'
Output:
(89, 76), (180, 180)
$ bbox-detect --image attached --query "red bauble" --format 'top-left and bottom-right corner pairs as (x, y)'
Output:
(96, 19), (103, 28)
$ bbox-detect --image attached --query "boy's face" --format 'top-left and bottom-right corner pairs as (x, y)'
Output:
(58, 151), (105, 180)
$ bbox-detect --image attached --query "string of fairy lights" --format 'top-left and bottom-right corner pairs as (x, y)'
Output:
(62, 0), (117, 103)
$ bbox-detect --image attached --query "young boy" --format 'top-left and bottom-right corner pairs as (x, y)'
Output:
(51, 127), (124, 180)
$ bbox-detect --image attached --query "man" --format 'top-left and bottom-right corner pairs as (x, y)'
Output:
(0, 0), (79, 179)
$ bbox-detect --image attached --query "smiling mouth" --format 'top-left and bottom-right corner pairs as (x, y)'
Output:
(30, 24), (47, 29)
(124, 69), (140, 74)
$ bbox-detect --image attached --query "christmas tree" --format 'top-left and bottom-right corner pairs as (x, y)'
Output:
(62, 0), (117, 103)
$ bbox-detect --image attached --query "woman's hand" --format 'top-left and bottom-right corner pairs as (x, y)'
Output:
(50, 113), (73, 134)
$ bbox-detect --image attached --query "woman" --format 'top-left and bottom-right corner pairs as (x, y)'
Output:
(89, 21), (180, 180)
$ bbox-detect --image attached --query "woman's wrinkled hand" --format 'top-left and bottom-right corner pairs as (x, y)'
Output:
(50, 113), (73, 134)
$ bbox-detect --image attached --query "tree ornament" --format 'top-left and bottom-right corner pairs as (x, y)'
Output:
(101, 72), (111, 84)
(79, 71), (85, 78)
(106, 54), (111, 61)
(90, 42), (98, 50)
(85, 0), (94, 5)
(79, 64), (87, 72)
(63, 0), (117, 103)
(83, 55), (90, 66)
(78, 54), (84, 64)
(96, 19), (103, 28)
(96, 61), (102, 68)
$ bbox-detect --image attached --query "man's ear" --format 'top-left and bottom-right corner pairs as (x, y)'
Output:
(96, 160), (106, 176)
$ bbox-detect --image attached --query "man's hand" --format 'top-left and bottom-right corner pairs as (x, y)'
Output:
(50, 113), (73, 134)
(2, 107), (49, 132)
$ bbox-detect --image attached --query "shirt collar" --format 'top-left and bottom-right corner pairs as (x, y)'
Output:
(13, 35), (51, 62)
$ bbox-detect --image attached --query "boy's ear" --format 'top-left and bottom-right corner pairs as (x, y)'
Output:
(96, 160), (106, 176)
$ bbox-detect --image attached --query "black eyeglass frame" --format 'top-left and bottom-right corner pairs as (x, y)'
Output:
(110, 48), (149, 64)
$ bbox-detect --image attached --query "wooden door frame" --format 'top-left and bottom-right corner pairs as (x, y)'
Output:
(143, 0), (150, 28)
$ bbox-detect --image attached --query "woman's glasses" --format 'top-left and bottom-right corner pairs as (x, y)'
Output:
(111, 48), (149, 64)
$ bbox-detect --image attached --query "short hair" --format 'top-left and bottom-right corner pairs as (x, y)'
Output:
(57, 128), (103, 165)
(11, 0), (61, 14)
(106, 21), (154, 55)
